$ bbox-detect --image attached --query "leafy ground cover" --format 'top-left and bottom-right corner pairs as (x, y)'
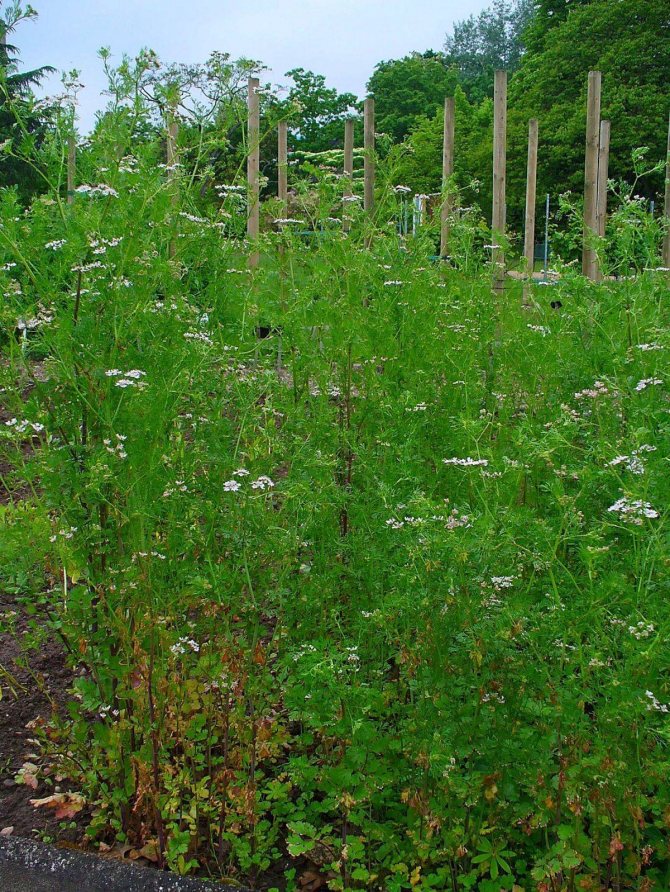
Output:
(0, 131), (669, 892)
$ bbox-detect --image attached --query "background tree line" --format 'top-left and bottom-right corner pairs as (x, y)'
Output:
(1, 0), (668, 237)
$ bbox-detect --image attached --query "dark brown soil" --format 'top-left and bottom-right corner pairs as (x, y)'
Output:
(0, 591), (84, 842)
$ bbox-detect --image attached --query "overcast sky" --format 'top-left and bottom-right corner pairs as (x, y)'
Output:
(17, 0), (487, 131)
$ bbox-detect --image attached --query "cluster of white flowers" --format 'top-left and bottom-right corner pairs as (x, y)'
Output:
(406, 403), (427, 412)
(608, 445), (655, 476)
(45, 239), (67, 251)
(103, 433), (127, 460)
(635, 377), (663, 392)
(629, 621), (655, 639)
(636, 343), (663, 351)
(105, 368), (147, 390)
(4, 418), (44, 434)
(178, 212), (209, 224)
(72, 260), (105, 274)
(170, 636), (200, 656)
(527, 324), (551, 336)
(292, 643), (317, 661)
(491, 575), (515, 590)
(384, 280), (404, 286)
(645, 690), (669, 713)
(224, 471), (274, 494)
(88, 236), (122, 255)
(443, 456), (489, 468)
(445, 509), (472, 530)
(132, 550), (166, 561)
(75, 183), (119, 198)
(393, 185), (412, 194)
(273, 218), (304, 225)
(251, 475), (275, 491)
(481, 691), (505, 704)
(184, 331), (213, 346)
(118, 156), (138, 174)
(608, 497), (659, 524)
(162, 479), (188, 497)
(575, 380), (609, 400)
(49, 526), (77, 543)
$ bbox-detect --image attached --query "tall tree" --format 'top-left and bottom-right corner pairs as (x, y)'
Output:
(0, 2), (54, 198)
(444, 0), (535, 102)
(508, 0), (670, 204)
(282, 68), (358, 153)
(367, 52), (458, 143)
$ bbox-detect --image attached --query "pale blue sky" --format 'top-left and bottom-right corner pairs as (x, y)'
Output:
(17, 0), (487, 130)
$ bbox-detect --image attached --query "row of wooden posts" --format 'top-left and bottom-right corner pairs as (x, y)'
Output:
(65, 72), (670, 282)
(245, 72), (670, 283)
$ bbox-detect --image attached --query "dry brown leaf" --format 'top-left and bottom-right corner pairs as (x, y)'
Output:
(17, 762), (39, 790)
(129, 840), (159, 862)
(30, 792), (85, 820)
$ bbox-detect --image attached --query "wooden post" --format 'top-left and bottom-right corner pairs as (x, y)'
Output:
(343, 118), (354, 231)
(582, 71), (602, 279)
(594, 119), (611, 281)
(166, 100), (179, 258)
(364, 97), (375, 215)
(440, 97), (455, 259)
(278, 120), (288, 211)
(492, 70), (507, 293)
(67, 134), (76, 205)
(663, 112), (670, 269)
(523, 119), (539, 276)
(247, 76), (260, 269)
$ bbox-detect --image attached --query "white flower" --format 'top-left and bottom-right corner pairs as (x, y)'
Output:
(251, 475), (274, 490)
(233, 468), (250, 477)
(635, 378), (662, 392)
(443, 457), (489, 467)
(608, 497), (659, 524)
(223, 480), (241, 492)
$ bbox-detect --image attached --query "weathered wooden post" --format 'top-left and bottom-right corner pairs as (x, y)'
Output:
(343, 118), (354, 231)
(594, 119), (611, 281)
(492, 70), (507, 293)
(523, 118), (539, 276)
(440, 97), (455, 259)
(67, 134), (76, 205)
(582, 71), (602, 280)
(663, 112), (670, 269)
(166, 99), (179, 258)
(278, 120), (288, 211)
(247, 76), (260, 269)
(364, 97), (375, 215)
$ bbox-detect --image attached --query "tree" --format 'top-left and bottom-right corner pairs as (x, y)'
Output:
(508, 0), (670, 206)
(0, 2), (55, 198)
(367, 52), (459, 143)
(444, 0), (535, 102)
(282, 68), (358, 153)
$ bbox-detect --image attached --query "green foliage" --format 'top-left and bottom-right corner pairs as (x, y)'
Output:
(282, 68), (359, 153)
(367, 52), (458, 143)
(1, 14), (670, 892)
(0, 2), (55, 199)
(444, 0), (535, 102)
(509, 0), (669, 207)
